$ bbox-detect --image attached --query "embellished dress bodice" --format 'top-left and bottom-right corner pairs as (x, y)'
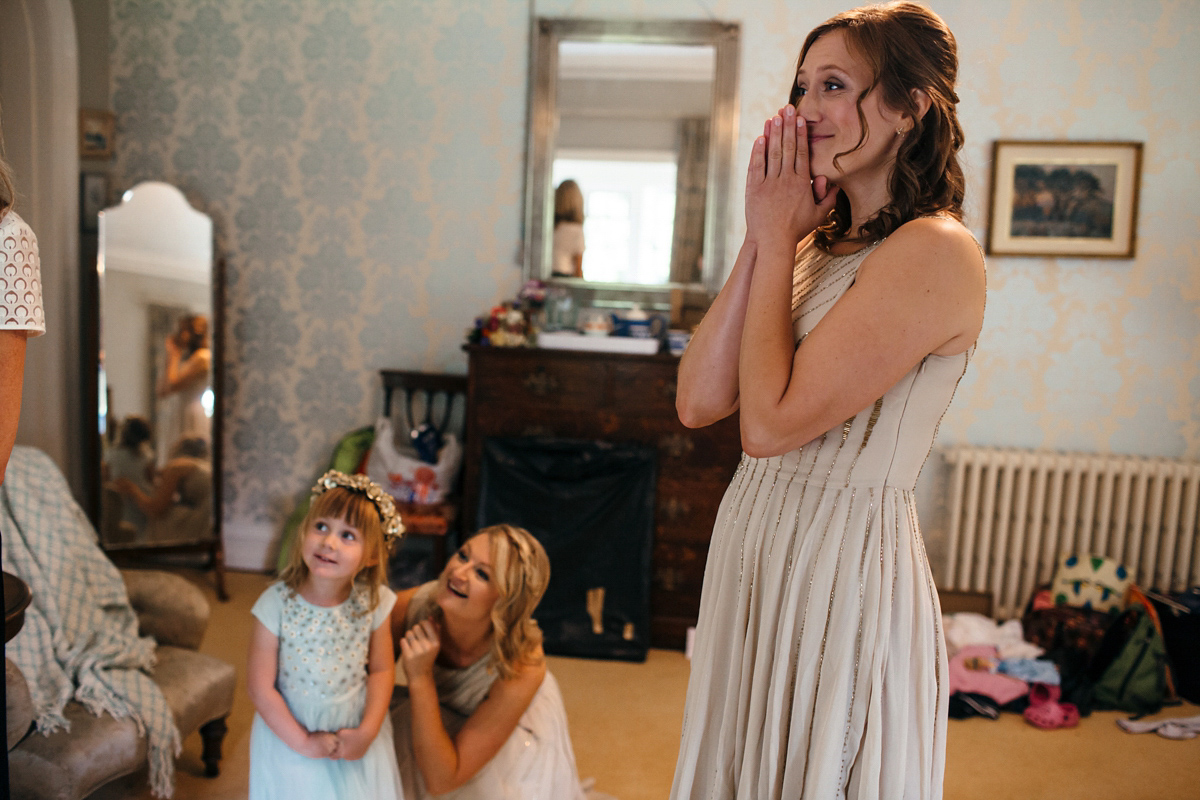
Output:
(273, 584), (378, 728)
(784, 239), (970, 490)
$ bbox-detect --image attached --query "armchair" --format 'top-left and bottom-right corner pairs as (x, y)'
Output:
(6, 568), (236, 800)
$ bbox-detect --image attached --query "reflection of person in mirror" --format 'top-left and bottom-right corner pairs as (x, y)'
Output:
(103, 415), (155, 535)
(390, 525), (594, 800)
(551, 179), (585, 278)
(157, 313), (211, 463)
(673, 3), (985, 798)
(114, 436), (213, 545)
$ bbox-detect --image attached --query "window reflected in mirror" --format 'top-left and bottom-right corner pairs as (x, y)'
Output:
(551, 40), (712, 285)
(553, 156), (677, 284)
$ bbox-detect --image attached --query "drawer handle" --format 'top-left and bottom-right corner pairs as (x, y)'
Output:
(523, 369), (559, 397)
(659, 433), (695, 458)
(521, 425), (554, 437)
(660, 497), (691, 520)
(655, 566), (682, 592)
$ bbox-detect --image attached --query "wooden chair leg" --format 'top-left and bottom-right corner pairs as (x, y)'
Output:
(200, 717), (228, 777)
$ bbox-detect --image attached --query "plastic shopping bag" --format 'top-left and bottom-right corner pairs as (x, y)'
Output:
(365, 416), (462, 504)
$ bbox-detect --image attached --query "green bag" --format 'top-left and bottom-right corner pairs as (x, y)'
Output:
(274, 425), (376, 573)
(1092, 608), (1169, 715)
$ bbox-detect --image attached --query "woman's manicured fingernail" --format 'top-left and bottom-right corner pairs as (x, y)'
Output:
(785, 105), (795, 117)
(773, 116), (782, 127)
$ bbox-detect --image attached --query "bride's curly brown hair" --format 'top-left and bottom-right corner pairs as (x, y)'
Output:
(788, 1), (965, 249)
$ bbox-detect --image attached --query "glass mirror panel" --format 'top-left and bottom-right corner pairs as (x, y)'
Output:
(554, 41), (711, 285)
(97, 181), (216, 550)
(525, 19), (739, 294)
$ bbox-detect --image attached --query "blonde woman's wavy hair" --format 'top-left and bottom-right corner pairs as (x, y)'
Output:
(278, 486), (391, 611)
(480, 524), (550, 679)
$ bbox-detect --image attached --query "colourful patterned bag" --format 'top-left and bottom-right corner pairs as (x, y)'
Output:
(1051, 553), (1132, 612)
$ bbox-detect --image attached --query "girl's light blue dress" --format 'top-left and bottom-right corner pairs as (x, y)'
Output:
(249, 581), (404, 800)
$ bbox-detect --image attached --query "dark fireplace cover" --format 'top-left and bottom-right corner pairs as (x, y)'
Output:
(476, 436), (656, 661)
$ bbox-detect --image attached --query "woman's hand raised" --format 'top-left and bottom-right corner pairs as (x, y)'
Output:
(399, 617), (441, 683)
(745, 105), (838, 250)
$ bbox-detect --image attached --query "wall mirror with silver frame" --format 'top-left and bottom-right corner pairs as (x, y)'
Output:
(85, 181), (226, 598)
(525, 18), (740, 297)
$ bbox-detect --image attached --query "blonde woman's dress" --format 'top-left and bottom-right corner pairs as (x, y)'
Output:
(249, 581), (403, 800)
(670, 239), (972, 800)
(142, 455), (213, 545)
(391, 581), (589, 800)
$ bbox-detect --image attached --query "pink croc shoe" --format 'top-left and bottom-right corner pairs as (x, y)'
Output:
(1023, 698), (1080, 729)
(1027, 682), (1061, 706)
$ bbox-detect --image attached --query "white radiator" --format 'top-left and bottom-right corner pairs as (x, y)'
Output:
(942, 446), (1200, 619)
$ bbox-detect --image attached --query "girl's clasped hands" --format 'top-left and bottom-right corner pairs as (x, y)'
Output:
(299, 725), (374, 761)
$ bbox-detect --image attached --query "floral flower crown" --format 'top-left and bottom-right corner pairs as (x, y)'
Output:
(311, 470), (405, 542)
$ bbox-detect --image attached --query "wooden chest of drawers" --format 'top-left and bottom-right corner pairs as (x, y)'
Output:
(462, 345), (743, 650)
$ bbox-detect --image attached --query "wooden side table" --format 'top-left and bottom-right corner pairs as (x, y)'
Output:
(4, 571), (32, 642)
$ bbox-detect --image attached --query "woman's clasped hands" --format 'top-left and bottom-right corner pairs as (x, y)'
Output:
(745, 104), (839, 249)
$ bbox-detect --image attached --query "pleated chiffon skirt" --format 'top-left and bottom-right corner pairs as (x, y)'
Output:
(670, 449), (949, 800)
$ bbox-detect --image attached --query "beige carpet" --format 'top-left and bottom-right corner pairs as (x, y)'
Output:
(92, 569), (1199, 800)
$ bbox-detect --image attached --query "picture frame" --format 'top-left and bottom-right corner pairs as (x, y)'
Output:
(986, 140), (1142, 258)
(78, 109), (116, 159)
(80, 172), (109, 233)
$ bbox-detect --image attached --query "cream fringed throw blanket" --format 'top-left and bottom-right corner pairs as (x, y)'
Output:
(1, 446), (181, 797)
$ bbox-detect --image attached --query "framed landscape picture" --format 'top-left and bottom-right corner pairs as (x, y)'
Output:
(78, 109), (116, 159)
(986, 140), (1142, 258)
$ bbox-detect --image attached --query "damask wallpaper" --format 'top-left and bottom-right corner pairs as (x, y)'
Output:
(108, 0), (1200, 569)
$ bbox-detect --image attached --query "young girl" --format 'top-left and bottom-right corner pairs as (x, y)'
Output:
(247, 470), (407, 799)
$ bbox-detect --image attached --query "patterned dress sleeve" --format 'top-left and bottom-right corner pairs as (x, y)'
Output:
(251, 582), (286, 636)
(372, 585), (398, 630)
(0, 211), (46, 336)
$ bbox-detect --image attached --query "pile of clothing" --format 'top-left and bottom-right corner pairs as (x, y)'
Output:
(944, 612), (1067, 725)
(945, 553), (1189, 732)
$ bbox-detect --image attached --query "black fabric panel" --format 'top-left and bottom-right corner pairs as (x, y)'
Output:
(477, 437), (656, 662)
